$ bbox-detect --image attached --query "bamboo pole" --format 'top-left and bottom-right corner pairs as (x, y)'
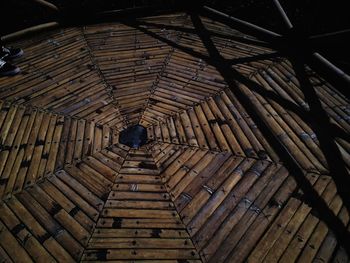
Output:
(202, 6), (282, 40)
(33, 0), (59, 12)
(309, 29), (350, 43)
(1, 22), (59, 42)
(269, 0), (350, 101)
(271, 0), (293, 29)
(312, 52), (350, 86)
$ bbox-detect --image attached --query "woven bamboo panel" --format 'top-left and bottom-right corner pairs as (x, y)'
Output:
(0, 101), (113, 199)
(151, 143), (347, 262)
(83, 148), (200, 261)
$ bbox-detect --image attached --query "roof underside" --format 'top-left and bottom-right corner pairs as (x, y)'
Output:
(0, 12), (349, 262)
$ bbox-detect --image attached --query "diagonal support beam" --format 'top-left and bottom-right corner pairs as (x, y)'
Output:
(190, 12), (350, 255)
(1, 22), (59, 42)
(309, 29), (350, 46)
(33, 0), (59, 12)
(271, 0), (350, 92)
(201, 6), (282, 42)
(271, 0), (293, 29)
(311, 52), (350, 87)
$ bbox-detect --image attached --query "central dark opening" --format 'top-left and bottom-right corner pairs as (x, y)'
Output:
(119, 125), (148, 148)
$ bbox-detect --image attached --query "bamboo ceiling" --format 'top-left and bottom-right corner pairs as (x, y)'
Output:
(0, 12), (349, 262)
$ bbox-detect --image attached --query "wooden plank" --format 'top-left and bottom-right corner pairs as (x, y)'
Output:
(73, 119), (86, 162)
(91, 228), (189, 238)
(55, 116), (71, 170)
(87, 238), (194, 249)
(0, 221), (33, 263)
(37, 112), (58, 179)
(84, 248), (199, 260)
(92, 125), (102, 154)
(179, 110), (199, 147)
(45, 115), (64, 175)
(82, 120), (94, 157)
(65, 118), (78, 165)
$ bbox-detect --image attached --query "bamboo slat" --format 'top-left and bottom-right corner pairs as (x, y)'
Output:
(143, 89), (276, 160)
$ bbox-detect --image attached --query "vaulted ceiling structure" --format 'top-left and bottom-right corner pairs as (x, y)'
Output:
(0, 11), (349, 263)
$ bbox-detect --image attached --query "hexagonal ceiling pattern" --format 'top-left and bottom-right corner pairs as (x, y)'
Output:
(0, 12), (349, 263)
